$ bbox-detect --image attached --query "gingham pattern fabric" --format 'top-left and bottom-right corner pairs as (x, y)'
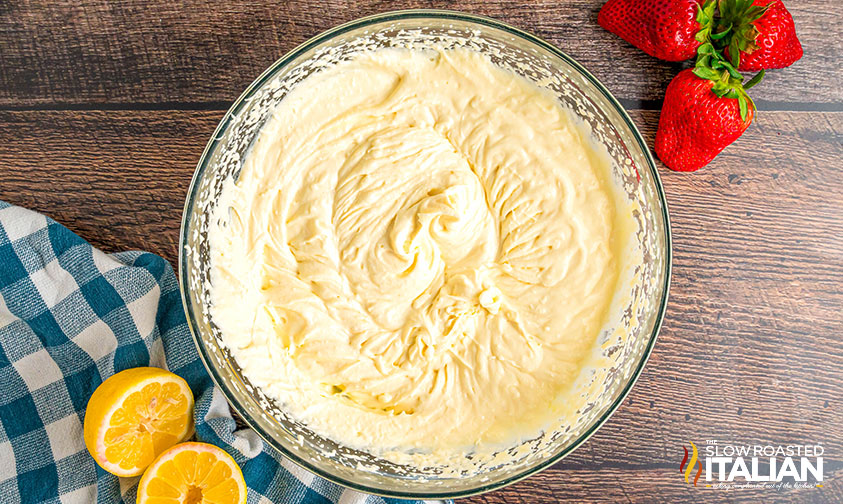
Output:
(0, 202), (447, 504)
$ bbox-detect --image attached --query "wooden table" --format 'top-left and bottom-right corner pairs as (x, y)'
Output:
(1, 1), (840, 502)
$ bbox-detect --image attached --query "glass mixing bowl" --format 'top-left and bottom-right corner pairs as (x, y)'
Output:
(179, 9), (671, 499)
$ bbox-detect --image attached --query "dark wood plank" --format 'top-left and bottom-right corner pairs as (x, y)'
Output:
(0, 109), (222, 259)
(0, 108), (841, 502)
(0, 0), (839, 108)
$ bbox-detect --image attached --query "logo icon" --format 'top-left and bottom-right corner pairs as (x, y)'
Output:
(680, 442), (703, 486)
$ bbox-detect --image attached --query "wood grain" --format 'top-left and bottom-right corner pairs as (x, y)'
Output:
(0, 108), (840, 502)
(0, 0), (840, 108)
(0, 109), (219, 259)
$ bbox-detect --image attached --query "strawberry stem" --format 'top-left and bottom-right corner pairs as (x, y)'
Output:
(744, 69), (765, 90)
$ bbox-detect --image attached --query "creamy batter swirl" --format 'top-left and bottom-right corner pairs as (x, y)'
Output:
(209, 48), (624, 457)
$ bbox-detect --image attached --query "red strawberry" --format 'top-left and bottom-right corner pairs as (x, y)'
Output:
(598, 0), (716, 61)
(718, 0), (803, 70)
(656, 67), (762, 171)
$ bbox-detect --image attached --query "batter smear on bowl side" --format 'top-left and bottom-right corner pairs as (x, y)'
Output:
(208, 48), (631, 463)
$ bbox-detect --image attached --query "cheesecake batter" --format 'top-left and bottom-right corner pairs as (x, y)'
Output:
(209, 48), (626, 460)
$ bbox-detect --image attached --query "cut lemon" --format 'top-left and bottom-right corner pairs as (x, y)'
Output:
(137, 442), (247, 504)
(83, 367), (194, 477)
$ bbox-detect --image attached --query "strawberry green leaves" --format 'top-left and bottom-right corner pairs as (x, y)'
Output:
(690, 0), (765, 121)
(710, 23), (732, 41)
(718, 0), (770, 67)
(695, 0), (718, 44)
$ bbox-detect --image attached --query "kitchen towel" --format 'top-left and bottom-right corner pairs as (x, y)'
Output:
(0, 201), (447, 504)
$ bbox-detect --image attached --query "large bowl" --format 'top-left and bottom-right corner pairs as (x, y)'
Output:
(179, 9), (671, 499)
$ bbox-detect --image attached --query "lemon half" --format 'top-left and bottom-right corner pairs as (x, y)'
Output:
(83, 367), (195, 477)
(137, 442), (247, 504)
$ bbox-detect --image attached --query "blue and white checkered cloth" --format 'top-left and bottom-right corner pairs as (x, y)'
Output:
(0, 201), (446, 504)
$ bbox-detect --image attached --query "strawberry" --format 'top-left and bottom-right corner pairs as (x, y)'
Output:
(598, 0), (716, 61)
(718, 0), (803, 71)
(655, 67), (763, 171)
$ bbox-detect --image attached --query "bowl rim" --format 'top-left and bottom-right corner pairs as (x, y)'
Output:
(179, 8), (672, 500)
